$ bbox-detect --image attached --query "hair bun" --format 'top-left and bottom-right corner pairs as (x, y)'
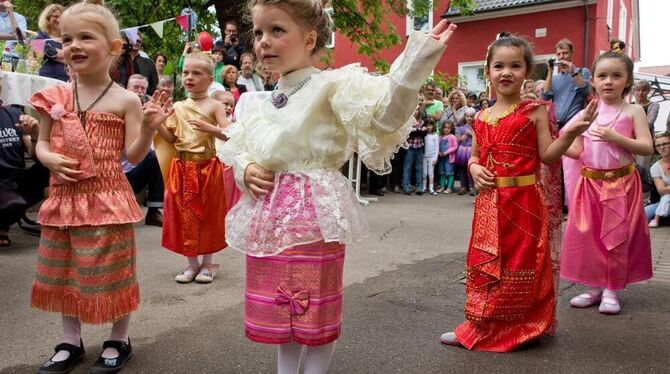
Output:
(610, 39), (626, 53)
(496, 32), (511, 40)
(83, 0), (106, 6)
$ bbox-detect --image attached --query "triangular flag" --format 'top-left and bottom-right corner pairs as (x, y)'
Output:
(31, 39), (46, 53)
(150, 21), (164, 38)
(175, 15), (188, 32)
(122, 27), (140, 44)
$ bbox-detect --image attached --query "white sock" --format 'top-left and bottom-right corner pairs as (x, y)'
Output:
(102, 315), (131, 359)
(201, 254), (214, 266)
(602, 288), (617, 299)
(303, 341), (336, 374)
(52, 316), (82, 362)
(278, 342), (304, 374)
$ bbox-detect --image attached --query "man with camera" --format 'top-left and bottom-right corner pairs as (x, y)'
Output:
(0, 1), (27, 57)
(216, 20), (245, 70)
(542, 39), (591, 129)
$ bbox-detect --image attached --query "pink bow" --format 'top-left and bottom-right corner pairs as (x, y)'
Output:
(50, 104), (65, 120)
(275, 283), (309, 315)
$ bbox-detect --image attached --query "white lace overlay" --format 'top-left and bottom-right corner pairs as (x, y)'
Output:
(225, 169), (368, 257)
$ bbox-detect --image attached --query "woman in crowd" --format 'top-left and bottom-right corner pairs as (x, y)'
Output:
(34, 4), (67, 81)
(221, 64), (246, 104)
(442, 90), (467, 126)
(154, 53), (168, 77)
(647, 132), (670, 228)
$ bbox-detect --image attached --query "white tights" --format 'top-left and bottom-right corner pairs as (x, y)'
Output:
(278, 341), (336, 374)
(52, 315), (131, 362)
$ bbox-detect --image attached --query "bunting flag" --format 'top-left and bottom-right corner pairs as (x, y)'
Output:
(150, 21), (164, 38)
(122, 26), (140, 44)
(175, 15), (189, 32)
(30, 39), (46, 53)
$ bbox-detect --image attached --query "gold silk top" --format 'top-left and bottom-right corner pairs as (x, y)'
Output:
(165, 98), (217, 154)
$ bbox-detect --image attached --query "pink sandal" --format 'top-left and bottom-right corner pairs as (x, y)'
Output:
(599, 294), (621, 315)
(569, 291), (602, 308)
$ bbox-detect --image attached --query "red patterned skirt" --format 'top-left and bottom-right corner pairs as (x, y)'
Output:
(31, 224), (139, 324)
(162, 157), (227, 256)
(245, 241), (345, 346)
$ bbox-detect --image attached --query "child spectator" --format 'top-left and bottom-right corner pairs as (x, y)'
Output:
(437, 120), (458, 193)
(422, 120), (439, 195)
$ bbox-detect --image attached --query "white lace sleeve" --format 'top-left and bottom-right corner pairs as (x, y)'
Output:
(329, 31), (446, 175)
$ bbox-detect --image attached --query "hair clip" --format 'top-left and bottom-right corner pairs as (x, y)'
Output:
(609, 40), (626, 53)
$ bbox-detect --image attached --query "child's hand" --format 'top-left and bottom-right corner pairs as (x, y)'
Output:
(188, 119), (218, 134)
(15, 114), (38, 134)
(41, 151), (82, 184)
(470, 164), (496, 190)
(244, 163), (275, 200)
(565, 99), (597, 139)
(429, 20), (458, 47)
(589, 127), (619, 142)
(143, 91), (174, 131)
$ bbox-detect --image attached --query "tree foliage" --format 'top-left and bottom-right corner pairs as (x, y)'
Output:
(14, 0), (474, 73)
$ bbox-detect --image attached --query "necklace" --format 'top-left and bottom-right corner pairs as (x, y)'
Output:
(271, 76), (312, 109)
(190, 92), (209, 99)
(73, 77), (115, 126)
(587, 102), (623, 136)
(481, 103), (519, 127)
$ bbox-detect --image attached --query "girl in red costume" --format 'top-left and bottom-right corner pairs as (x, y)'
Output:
(440, 33), (596, 352)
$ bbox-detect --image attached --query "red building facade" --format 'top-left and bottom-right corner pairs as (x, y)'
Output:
(330, 0), (639, 94)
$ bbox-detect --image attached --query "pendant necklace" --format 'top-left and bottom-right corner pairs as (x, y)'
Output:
(271, 76), (312, 109)
(73, 77), (115, 127)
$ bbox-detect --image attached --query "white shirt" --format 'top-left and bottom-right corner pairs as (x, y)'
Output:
(237, 74), (262, 92)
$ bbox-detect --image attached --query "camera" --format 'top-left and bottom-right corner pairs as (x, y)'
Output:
(548, 58), (555, 68)
(230, 34), (238, 43)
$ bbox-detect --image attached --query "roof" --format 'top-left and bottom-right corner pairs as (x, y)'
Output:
(638, 66), (670, 77)
(442, 0), (562, 17)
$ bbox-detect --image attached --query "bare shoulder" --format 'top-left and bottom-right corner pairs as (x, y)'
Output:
(527, 102), (548, 121)
(624, 102), (645, 117)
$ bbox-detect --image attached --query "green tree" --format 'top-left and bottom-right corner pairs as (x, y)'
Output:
(15, 0), (474, 73)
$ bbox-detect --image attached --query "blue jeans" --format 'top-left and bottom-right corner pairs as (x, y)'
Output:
(437, 157), (454, 176)
(402, 147), (423, 192)
(645, 203), (659, 221)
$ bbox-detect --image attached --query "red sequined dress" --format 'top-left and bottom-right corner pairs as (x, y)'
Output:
(454, 100), (559, 352)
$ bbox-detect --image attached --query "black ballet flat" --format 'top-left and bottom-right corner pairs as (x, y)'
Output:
(37, 340), (85, 374)
(89, 339), (132, 374)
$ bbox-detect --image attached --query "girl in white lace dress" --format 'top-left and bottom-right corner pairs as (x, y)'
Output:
(219, 1), (456, 372)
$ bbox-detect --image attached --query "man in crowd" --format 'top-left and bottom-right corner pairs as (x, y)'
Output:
(0, 92), (48, 246)
(237, 52), (264, 92)
(0, 1), (26, 57)
(216, 20), (245, 69)
(542, 38), (591, 129)
(129, 32), (159, 95)
(123, 75), (164, 226)
(127, 74), (150, 104)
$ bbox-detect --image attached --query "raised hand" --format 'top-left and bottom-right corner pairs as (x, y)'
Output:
(143, 90), (174, 130)
(566, 99), (598, 138)
(429, 19), (458, 46)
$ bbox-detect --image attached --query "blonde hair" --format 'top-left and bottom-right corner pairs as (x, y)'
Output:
(220, 64), (239, 84)
(184, 52), (215, 76)
(61, 0), (120, 42)
(248, 0), (332, 54)
(447, 90), (466, 108)
(211, 90), (235, 103)
(38, 4), (65, 35)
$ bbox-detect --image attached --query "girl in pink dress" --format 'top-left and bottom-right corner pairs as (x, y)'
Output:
(561, 51), (654, 315)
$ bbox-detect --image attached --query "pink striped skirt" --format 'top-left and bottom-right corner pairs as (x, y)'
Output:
(245, 241), (345, 346)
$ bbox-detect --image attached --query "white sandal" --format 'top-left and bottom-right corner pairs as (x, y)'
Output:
(599, 294), (621, 315)
(175, 266), (199, 283)
(439, 332), (462, 347)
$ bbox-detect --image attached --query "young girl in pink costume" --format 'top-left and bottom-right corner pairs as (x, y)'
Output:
(219, 1), (456, 372)
(561, 51), (654, 315)
(28, 1), (172, 373)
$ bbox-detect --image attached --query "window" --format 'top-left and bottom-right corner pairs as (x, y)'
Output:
(325, 7), (335, 48)
(618, 1), (627, 41)
(458, 61), (486, 93)
(406, 0), (433, 35)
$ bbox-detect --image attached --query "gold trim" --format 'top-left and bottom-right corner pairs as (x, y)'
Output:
(176, 150), (216, 162)
(495, 174), (536, 188)
(580, 163), (635, 180)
